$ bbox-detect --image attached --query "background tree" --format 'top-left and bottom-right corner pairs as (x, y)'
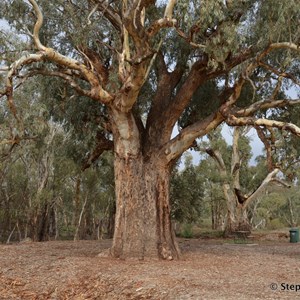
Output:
(0, 80), (116, 242)
(1, 0), (300, 259)
(196, 153), (227, 231)
(197, 127), (291, 234)
(171, 153), (204, 224)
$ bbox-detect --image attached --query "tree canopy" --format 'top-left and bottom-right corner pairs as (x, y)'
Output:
(0, 0), (299, 157)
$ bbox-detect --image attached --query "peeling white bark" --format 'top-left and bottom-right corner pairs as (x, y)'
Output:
(110, 108), (140, 158)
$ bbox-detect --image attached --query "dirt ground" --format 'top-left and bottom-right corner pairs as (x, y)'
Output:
(0, 232), (300, 299)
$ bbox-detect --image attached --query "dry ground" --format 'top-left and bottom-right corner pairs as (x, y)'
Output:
(0, 232), (300, 299)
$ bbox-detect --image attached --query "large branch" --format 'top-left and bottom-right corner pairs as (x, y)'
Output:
(268, 42), (300, 52)
(27, 0), (113, 104)
(161, 57), (254, 163)
(163, 48), (255, 138)
(113, 0), (154, 112)
(164, 112), (224, 162)
(28, 0), (46, 51)
(3, 53), (45, 94)
(220, 41), (300, 119)
(226, 116), (300, 137)
(161, 40), (300, 163)
(2, 53), (45, 121)
(115, 0), (178, 113)
(243, 168), (285, 209)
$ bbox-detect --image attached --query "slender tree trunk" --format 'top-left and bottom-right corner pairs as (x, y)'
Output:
(6, 225), (16, 244)
(54, 206), (59, 240)
(73, 176), (81, 227)
(287, 196), (296, 227)
(38, 203), (49, 241)
(110, 155), (180, 260)
(74, 196), (87, 241)
(106, 207), (115, 239)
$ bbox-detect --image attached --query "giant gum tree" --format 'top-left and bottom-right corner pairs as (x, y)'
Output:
(1, 0), (300, 259)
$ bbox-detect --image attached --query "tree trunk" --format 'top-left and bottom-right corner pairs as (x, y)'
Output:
(106, 205), (115, 239)
(110, 155), (180, 260)
(223, 183), (251, 235)
(72, 176), (81, 228)
(37, 203), (49, 242)
(225, 203), (251, 235)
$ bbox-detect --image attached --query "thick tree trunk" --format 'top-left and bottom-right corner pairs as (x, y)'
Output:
(110, 155), (180, 260)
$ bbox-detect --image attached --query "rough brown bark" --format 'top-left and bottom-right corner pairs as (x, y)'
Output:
(111, 155), (180, 260)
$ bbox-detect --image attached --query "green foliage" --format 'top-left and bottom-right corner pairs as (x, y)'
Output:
(254, 0), (300, 45)
(180, 223), (194, 238)
(171, 153), (204, 223)
(252, 189), (299, 229)
(179, 80), (221, 128)
(268, 218), (285, 230)
(0, 76), (116, 241)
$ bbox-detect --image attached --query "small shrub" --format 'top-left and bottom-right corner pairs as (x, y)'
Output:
(181, 223), (193, 238)
(268, 218), (285, 230)
(196, 229), (224, 239)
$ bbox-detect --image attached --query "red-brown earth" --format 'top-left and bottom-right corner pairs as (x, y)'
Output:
(0, 231), (300, 299)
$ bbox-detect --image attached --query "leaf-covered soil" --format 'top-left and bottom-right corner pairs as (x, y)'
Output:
(0, 231), (300, 299)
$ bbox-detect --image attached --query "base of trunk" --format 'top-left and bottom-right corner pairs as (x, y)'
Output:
(224, 217), (252, 237)
(110, 156), (180, 260)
